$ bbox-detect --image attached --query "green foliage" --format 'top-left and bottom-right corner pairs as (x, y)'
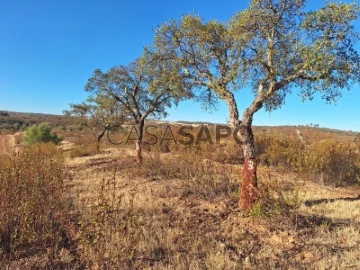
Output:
(249, 176), (303, 226)
(85, 55), (190, 124)
(24, 124), (63, 145)
(83, 54), (192, 161)
(229, 0), (360, 111)
(64, 94), (125, 149)
(154, 14), (243, 121)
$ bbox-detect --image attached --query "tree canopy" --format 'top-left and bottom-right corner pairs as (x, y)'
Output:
(229, 0), (360, 112)
(64, 94), (126, 152)
(154, 15), (246, 126)
(85, 54), (191, 124)
(84, 52), (192, 162)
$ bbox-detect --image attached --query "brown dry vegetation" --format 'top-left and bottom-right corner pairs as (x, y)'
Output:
(0, 133), (23, 154)
(0, 125), (359, 269)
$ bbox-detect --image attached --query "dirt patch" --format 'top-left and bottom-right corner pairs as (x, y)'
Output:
(0, 134), (16, 154)
(0, 133), (24, 154)
(58, 140), (74, 151)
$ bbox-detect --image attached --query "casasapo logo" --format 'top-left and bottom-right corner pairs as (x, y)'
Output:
(107, 124), (243, 145)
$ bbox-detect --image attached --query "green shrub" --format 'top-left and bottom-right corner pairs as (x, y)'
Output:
(249, 176), (303, 223)
(24, 124), (63, 145)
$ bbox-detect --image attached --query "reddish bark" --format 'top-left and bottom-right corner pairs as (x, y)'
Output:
(239, 122), (261, 210)
(240, 158), (260, 210)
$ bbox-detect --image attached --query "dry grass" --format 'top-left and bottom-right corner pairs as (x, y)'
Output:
(0, 144), (81, 269)
(1, 126), (359, 269)
(61, 144), (360, 269)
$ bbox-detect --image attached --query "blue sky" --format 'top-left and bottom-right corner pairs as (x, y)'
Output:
(0, 0), (359, 131)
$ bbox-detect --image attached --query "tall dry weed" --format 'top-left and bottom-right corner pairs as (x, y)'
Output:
(0, 144), (78, 268)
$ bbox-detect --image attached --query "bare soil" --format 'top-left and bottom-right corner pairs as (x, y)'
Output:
(0, 134), (16, 154)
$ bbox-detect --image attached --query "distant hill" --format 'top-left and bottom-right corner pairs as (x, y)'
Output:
(0, 111), (67, 133)
(146, 120), (359, 145)
(252, 125), (359, 145)
(1, 111), (359, 144)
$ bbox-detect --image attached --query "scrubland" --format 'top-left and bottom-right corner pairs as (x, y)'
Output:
(0, 126), (359, 269)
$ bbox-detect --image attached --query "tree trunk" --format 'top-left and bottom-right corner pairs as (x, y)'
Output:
(238, 98), (263, 210)
(223, 91), (240, 127)
(96, 138), (100, 154)
(222, 89), (261, 209)
(135, 140), (142, 164)
(221, 88), (263, 210)
(96, 129), (106, 153)
(135, 120), (145, 164)
(239, 123), (260, 210)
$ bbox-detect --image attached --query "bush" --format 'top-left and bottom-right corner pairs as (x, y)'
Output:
(69, 144), (98, 158)
(255, 134), (305, 171)
(24, 124), (63, 145)
(0, 144), (77, 267)
(255, 133), (360, 186)
(305, 140), (360, 185)
(0, 111), (9, 117)
(249, 176), (303, 223)
(68, 133), (99, 158)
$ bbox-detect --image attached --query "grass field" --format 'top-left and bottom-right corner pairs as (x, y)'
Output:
(0, 125), (359, 269)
